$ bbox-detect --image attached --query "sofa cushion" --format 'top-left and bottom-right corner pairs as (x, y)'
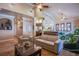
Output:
(37, 35), (58, 42)
(36, 39), (54, 46)
(35, 39), (58, 53)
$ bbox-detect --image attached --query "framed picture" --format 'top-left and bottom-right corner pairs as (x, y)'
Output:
(0, 18), (12, 30)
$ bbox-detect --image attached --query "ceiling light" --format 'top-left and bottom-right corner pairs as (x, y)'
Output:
(37, 4), (42, 9)
(9, 3), (16, 7)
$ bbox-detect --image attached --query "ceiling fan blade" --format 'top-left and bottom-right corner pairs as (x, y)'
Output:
(31, 3), (49, 9)
(43, 5), (49, 8)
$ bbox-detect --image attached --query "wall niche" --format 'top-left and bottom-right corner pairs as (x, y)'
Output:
(0, 18), (12, 30)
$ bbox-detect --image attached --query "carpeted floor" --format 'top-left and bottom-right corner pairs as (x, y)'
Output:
(61, 50), (79, 56)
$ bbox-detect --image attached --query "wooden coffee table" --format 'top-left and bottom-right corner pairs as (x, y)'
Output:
(15, 45), (42, 56)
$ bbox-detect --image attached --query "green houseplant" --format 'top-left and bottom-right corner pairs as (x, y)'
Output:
(61, 28), (79, 50)
(64, 33), (78, 49)
(74, 28), (79, 35)
(59, 32), (65, 40)
(69, 34), (77, 44)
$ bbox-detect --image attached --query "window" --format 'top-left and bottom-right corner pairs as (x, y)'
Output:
(56, 24), (59, 31)
(55, 22), (72, 32)
(66, 22), (71, 31)
(61, 23), (65, 31)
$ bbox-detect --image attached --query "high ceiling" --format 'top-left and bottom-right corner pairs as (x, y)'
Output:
(46, 3), (79, 17)
(0, 3), (79, 17)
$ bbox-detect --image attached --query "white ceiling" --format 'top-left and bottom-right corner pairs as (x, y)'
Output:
(0, 3), (79, 17)
(46, 3), (79, 16)
(0, 3), (34, 17)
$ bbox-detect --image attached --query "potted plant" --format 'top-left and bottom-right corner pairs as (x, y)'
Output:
(64, 34), (77, 49)
(74, 28), (79, 35)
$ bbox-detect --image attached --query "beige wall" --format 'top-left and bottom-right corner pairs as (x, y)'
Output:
(74, 19), (79, 28)
(0, 4), (34, 40)
(55, 17), (75, 32)
(23, 17), (33, 36)
(55, 16), (79, 32)
(0, 14), (15, 40)
(0, 14), (33, 40)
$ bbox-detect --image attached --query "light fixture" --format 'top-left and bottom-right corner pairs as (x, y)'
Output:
(9, 3), (16, 7)
(56, 10), (67, 21)
(37, 4), (42, 9)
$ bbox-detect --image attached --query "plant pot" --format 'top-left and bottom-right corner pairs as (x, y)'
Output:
(64, 43), (76, 49)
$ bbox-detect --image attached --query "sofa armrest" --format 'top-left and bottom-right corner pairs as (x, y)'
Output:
(57, 40), (63, 55)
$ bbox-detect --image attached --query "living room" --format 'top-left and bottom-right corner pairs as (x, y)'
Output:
(0, 3), (79, 56)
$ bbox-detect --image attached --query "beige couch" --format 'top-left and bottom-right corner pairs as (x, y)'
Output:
(35, 35), (58, 54)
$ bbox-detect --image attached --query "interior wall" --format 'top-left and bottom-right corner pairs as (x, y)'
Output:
(43, 15), (55, 31)
(42, 12), (56, 31)
(56, 17), (75, 33)
(0, 14), (15, 40)
(74, 19), (79, 28)
(23, 17), (33, 36)
(0, 14), (33, 39)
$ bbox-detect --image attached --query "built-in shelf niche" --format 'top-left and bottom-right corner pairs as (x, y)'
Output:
(35, 17), (44, 36)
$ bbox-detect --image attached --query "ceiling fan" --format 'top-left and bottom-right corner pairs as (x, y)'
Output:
(32, 3), (49, 9)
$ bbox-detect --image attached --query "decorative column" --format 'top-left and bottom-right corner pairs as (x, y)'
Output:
(33, 4), (44, 37)
(14, 15), (23, 37)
